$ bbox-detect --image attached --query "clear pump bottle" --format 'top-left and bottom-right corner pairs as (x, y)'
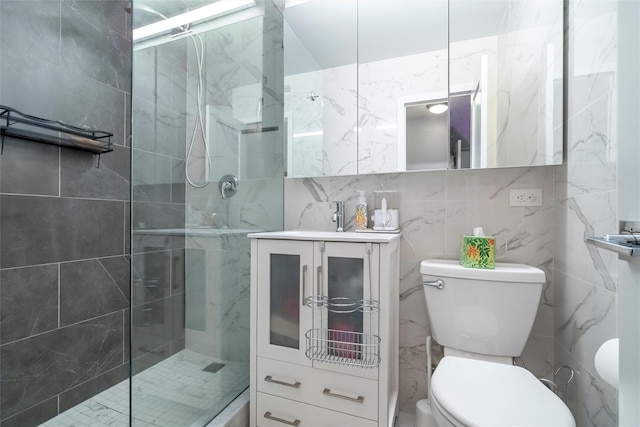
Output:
(355, 190), (368, 230)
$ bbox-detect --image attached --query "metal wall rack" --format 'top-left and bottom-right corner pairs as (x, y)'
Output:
(586, 234), (640, 257)
(0, 105), (113, 166)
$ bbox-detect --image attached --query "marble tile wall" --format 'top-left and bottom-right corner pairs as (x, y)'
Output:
(553, 1), (619, 425)
(185, 233), (251, 363)
(184, 0), (284, 365)
(287, 1), (564, 179)
(496, 0), (564, 167)
(286, 49), (449, 176)
(0, 1), (131, 425)
(284, 165), (555, 412)
(131, 28), (188, 376)
(186, 6), (284, 233)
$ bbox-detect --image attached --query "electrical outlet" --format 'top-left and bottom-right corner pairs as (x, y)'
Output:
(509, 188), (543, 207)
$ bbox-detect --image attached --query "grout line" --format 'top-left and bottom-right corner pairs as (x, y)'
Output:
(58, 146), (62, 198)
(57, 263), (61, 328)
(97, 258), (129, 302)
(0, 192), (129, 203)
(4, 311), (123, 346)
(123, 309), (126, 366)
(1, 255), (128, 272)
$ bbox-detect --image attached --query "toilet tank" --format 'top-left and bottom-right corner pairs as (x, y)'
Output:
(420, 259), (545, 357)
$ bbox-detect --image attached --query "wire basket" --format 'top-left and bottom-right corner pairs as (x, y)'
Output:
(305, 328), (381, 368)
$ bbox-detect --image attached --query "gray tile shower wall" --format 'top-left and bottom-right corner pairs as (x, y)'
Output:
(0, 1), (132, 425)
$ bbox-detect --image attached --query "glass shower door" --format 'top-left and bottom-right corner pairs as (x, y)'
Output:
(131, 1), (284, 425)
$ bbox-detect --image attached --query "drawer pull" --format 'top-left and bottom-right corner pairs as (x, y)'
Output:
(264, 375), (301, 388)
(322, 387), (365, 403)
(264, 411), (301, 426)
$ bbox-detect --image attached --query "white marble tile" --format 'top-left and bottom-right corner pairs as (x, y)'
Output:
(554, 160), (617, 202)
(399, 200), (448, 257)
(444, 199), (554, 266)
(285, 71), (324, 177)
(388, 171), (447, 202)
(567, 71), (615, 121)
(323, 66), (359, 176)
(531, 293), (555, 340)
(570, 1), (617, 83)
(446, 166), (554, 204)
(554, 193), (618, 292)
(398, 263), (431, 411)
(520, 334), (554, 380)
(554, 5), (619, 423)
(554, 271), (617, 379)
(284, 201), (337, 231)
(561, 94), (617, 198)
(554, 341), (618, 427)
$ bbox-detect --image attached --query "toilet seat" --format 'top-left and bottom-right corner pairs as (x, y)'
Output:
(431, 357), (575, 427)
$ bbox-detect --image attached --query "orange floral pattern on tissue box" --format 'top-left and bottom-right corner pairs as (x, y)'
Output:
(460, 235), (495, 269)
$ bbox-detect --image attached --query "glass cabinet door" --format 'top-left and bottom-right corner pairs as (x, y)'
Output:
(314, 242), (380, 369)
(256, 240), (314, 366)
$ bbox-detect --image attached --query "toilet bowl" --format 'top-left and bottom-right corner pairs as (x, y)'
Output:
(429, 357), (575, 427)
(420, 259), (575, 427)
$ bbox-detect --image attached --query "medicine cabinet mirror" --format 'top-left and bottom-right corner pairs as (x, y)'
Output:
(284, 0), (564, 177)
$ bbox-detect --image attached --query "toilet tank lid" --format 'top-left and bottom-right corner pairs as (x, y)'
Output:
(420, 259), (545, 283)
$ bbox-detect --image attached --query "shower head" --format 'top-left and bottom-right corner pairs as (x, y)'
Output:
(135, 4), (170, 21)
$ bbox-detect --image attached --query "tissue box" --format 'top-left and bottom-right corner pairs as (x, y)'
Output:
(459, 235), (496, 269)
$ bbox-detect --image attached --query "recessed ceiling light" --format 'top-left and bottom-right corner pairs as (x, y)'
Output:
(427, 103), (448, 114)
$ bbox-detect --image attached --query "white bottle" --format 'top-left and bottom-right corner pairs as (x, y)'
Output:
(355, 190), (368, 230)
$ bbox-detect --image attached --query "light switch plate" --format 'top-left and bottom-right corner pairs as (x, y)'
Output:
(509, 188), (543, 207)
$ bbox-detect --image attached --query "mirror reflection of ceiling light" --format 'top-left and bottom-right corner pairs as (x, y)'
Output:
(427, 103), (448, 114)
(133, 0), (255, 41)
(293, 130), (323, 138)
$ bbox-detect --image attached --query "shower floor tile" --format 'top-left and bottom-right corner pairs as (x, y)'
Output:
(40, 349), (248, 427)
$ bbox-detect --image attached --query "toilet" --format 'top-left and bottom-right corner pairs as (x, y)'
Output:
(420, 259), (575, 427)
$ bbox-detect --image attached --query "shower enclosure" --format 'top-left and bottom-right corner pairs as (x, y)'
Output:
(131, 1), (283, 425)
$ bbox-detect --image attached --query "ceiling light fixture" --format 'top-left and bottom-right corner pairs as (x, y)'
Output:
(133, 0), (255, 41)
(427, 103), (449, 114)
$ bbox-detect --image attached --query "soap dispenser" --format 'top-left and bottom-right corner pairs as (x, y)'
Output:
(355, 190), (368, 230)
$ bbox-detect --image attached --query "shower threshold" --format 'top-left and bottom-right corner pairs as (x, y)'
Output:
(40, 349), (248, 427)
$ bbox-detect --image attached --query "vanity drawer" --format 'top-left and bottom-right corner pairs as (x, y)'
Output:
(256, 392), (377, 427)
(257, 357), (378, 420)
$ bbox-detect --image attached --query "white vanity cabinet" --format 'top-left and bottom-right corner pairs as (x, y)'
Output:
(249, 231), (400, 427)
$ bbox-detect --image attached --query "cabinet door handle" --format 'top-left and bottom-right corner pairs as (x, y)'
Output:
(316, 265), (322, 297)
(322, 388), (365, 403)
(301, 264), (308, 306)
(264, 411), (301, 426)
(264, 375), (301, 388)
